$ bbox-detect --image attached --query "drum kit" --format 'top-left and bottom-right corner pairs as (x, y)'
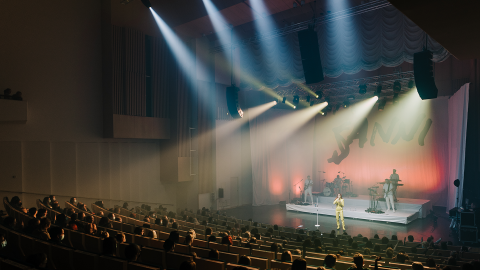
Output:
(322, 174), (354, 197)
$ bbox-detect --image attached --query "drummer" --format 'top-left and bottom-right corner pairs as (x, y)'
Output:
(333, 175), (343, 195)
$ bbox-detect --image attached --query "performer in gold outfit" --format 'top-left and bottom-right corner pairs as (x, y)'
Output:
(333, 194), (345, 230)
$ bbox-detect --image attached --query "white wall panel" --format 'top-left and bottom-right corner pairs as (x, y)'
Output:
(99, 143), (111, 200)
(109, 143), (122, 201)
(23, 141), (51, 194)
(0, 142), (22, 192)
(119, 143), (131, 201)
(129, 143), (140, 202)
(76, 143), (100, 199)
(51, 142), (76, 196)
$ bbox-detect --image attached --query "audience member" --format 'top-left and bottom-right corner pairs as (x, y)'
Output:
(408, 235), (414, 242)
(281, 251), (292, 262)
(347, 253), (369, 270)
(412, 262), (424, 270)
(324, 254), (337, 269)
(102, 237), (117, 256)
(363, 248), (371, 255)
(49, 226), (65, 245)
(134, 227), (144, 236)
(238, 255), (251, 266)
(292, 258), (307, 270)
(33, 218), (51, 241)
(385, 247), (394, 258)
(426, 258), (436, 268)
(179, 260), (196, 270)
(116, 233), (126, 244)
(28, 207), (37, 218)
(70, 197), (77, 206)
(447, 256), (457, 266)
(99, 217), (112, 228)
(37, 209), (47, 219)
(163, 239), (175, 252)
(209, 249), (220, 260)
(26, 253), (48, 269)
(125, 244), (141, 262)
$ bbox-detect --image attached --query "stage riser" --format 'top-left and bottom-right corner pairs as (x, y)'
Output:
(287, 195), (431, 225)
(286, 204), (419, 224)
(308, 195), (431, 218)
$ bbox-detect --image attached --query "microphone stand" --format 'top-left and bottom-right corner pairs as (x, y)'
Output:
(315, 204), (320, 228)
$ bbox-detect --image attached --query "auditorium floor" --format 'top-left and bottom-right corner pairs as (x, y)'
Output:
(223, 204), (463, 245)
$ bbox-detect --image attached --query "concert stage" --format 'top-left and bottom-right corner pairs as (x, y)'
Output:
(286, 195), (432, 224)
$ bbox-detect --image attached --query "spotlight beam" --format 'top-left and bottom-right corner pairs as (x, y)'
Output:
(149, 8), (207, 84)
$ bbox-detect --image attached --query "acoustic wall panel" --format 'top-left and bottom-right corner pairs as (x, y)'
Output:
(76, 143), (100, 199)
(0, 142), (23, 192)
(51, 142), (76, 196)
(23, 142), (51, 194)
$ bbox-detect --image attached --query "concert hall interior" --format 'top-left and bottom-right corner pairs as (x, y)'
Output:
(1, 0), (480, 269)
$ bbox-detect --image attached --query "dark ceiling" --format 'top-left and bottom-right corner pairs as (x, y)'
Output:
(388, 0), (480, 60)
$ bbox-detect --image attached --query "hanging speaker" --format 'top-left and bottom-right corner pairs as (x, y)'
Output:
(218, 188), (224, 199)
(414, 50), (438, 100)
(298, 27), (324, 84)
(226, 85), (243, 118)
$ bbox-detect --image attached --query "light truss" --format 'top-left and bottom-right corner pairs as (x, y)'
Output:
(212, 0), (391, 53)
(273, 71), (415, 106)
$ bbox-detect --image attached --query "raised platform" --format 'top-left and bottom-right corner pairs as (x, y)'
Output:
(286, 195), (432, 224)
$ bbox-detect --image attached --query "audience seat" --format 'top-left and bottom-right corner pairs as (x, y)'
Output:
(0, 258), (32, 270)
(73, 250), (99, 270)
(249, 256), (268, 270)
(99, 255), (128, 270)
(69, 230), (85, 250)
(50, 244), (74, 270)
(271, 260), (293, 270)
(229, 246), (250, 256)
(194, 257), (225, 270)
(134, 235), (150, 247)
(149, 239), (164, 249)
(219, 251), (239, 264)
(334, 260), (355, 270)
(84, 234), (103, 254)
(33, 240), (55, 270)
(209, 242), (228, 252)
(128, 262), (160, 270)
(165, 252), (193, 270)
(226, 263), (258, 270)
(19, 234), (36, 258)
(190, 246), (210, 258)
(139, 247), (165, 268)
(305, 256), (324, 266)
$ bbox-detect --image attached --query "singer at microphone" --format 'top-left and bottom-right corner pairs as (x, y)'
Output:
(304, 176), (313, 205)
(333, 193), (345, 230)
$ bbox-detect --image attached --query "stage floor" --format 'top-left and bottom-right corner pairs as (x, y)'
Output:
(223, 204), (459, 245)
(286, 195), (432, 224)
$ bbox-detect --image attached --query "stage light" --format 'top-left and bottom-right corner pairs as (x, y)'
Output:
(293, 95), (299, 104)
(393, 81), (401, 93)
(393, 93), (399, 104)
(310, 101), (314, 107)
(294, 106), (296, 109)
(141, 0), (152, 8)
(373, 96), (378, 101)
(320, 111), (325, 115)
(378, 99), (386, 111)
(306, 96), (311, 102)
(359, 84), (367, 94)
(343, 100), (350, 108)
(274, 100), (278, 105)
(408, 80), (415, 89)
(282, 97), (287, 103)
(374, 84), (382, 97)
(315, 91), (322, 99)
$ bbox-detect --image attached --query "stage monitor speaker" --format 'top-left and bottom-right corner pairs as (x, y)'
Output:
(226, 85), (243, 118)
(461, 212), (476, 227)
(279, 201), (287, 205)
(460, 226), (478, 243)
(298, 28), (324, 84)
(218, 188), (224, 199)
(414, 50), (438, 100)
